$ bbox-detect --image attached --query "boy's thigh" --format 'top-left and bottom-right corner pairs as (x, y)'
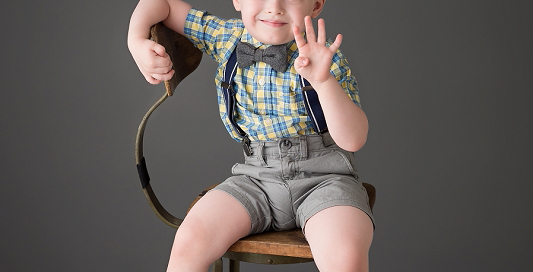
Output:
(179, 189), (252, 246)
(304, 206), (374, 261)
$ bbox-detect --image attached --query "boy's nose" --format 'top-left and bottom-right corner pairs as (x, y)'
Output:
(265, 0), (285, 15)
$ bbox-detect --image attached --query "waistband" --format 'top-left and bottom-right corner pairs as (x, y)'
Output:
(243, 132), (336, 158)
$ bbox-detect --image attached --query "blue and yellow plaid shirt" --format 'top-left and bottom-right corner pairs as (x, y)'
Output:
(184, 8), (360, 142)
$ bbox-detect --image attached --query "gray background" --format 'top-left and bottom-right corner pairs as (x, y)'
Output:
(1, 0), (532, 271)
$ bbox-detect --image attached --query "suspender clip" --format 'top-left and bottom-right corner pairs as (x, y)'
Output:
(221, 81), (232, 90)
(242, 136), (253, 156)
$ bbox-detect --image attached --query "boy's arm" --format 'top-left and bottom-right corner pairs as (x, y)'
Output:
(127, 0), (192, 84)
(293, 17), (368, 152)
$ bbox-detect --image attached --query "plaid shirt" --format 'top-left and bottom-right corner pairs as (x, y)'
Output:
(184, 8), (360, 142)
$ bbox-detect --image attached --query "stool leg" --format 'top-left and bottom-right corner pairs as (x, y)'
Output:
(229, 259), (240, 272)
(212, 258), (223, 272)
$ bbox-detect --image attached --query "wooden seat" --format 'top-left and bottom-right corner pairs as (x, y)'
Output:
(135, 23), (376, 272)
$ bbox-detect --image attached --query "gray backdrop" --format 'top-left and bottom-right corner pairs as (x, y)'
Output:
(1, 0), (532, 271)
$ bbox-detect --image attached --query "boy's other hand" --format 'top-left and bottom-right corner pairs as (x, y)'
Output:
(292, 16), (342, 86)
(129, 38), (175, 85)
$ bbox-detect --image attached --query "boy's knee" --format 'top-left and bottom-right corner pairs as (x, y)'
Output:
(173, 220), (213, 253)
(315, 249), (368, 272)
(168, 223), (215, 271)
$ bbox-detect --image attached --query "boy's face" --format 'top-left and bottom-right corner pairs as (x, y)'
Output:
(233, 0), (325, 45)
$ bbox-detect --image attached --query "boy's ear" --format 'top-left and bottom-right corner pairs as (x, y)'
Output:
(233, 0), (242, 11)
(311, 0), (326, 18)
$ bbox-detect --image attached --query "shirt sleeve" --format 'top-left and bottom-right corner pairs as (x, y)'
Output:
(183, 8), (243, 63)
(330, 49), (361, 107)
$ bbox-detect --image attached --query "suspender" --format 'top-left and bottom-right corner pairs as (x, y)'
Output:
(220, 50), (327, 155)
(300, 77), (327, 133)
(221, 51), (253, 155)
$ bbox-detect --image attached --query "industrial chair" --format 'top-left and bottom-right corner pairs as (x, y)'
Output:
(135, 23), (376, 272)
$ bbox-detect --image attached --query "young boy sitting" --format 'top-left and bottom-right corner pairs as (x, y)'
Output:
(128, 0), (374, 271)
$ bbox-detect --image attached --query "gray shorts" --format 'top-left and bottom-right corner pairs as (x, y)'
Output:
(214, 133), (374, 235)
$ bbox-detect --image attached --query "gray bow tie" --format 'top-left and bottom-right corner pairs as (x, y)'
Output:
(236, 42), (288, 73)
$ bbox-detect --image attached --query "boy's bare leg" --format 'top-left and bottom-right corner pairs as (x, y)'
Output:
(166, 190), (251, 272)
(304, 206), (374, 272)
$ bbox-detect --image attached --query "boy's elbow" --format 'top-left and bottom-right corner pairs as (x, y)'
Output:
(339, 142), (365, 152)
(337, 136), (367, 152)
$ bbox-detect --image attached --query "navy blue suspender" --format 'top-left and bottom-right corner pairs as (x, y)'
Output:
(300, 77), (327, 134)
(221, 51), (253, 155)
(220, 50), (327, 155)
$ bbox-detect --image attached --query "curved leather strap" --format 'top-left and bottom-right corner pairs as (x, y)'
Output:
(135, 92), (182, 228)
(134, 23), (202, 229)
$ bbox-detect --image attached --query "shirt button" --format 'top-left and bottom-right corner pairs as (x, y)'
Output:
(264, 118), (273, 126)
(258, 77), (265, 86)
(278, 92), (283, 97)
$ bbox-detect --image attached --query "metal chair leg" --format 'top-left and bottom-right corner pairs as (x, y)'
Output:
(212, 258), (223, 272)
(229, 259), (240, 272)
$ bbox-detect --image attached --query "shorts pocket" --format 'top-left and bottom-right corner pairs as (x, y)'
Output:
(332, 150), (359, 178)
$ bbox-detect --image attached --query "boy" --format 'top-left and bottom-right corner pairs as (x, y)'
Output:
(128, 0), (374, 271)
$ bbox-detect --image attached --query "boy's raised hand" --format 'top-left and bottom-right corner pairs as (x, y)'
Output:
(130, 38), (175, 85)
(293, 16), (342, 86)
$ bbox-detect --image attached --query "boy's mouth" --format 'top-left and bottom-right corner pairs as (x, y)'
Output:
(260, 20), (287, 28)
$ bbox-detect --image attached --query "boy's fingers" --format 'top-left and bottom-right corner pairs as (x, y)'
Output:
(144, 74), (161, 85)
(154, 69), (175, 80)
(299, 57), (309, 67)
(164, 69), (175, 80)
(155, 57), (173, 72)
(293, 26), (306, 48)
(145, 69), (175, 85)
(329, 34), (343, 52)
(150, 51), (173, 71)
(152, 43), (167, 57)
(304, 16), (316, 43)
(317, 18), (326, 45)
(293, 57), (309, 70)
